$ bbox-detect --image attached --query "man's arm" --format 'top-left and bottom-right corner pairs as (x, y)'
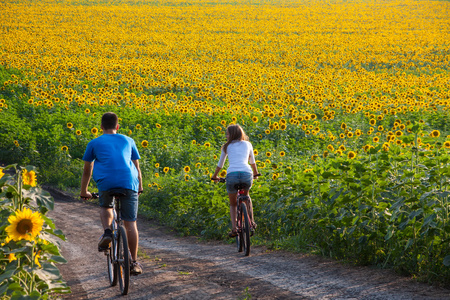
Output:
(132, 159), (143, 194)
(80, 161), (94, 198)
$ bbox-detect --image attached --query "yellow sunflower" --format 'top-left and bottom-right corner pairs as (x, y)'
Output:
(76, 130), (82, 136)
(184, 166), (191, 173)
(0, 168), (5, 179)
(266, 151), (272, 157)
(67, 122), (73, 129)
(6, 207), (44, 241)
(141, 140), (149, 148)
(163, 167), (170, 173)
(156, 123), (161, 129)
(22, 169), (37, 187)
(279, 151), (285, 157)
(155, 163), (160, 168)
(430, 130), (440, 138)
(91, 127), (98, 135)
(348, 151), (356, 159)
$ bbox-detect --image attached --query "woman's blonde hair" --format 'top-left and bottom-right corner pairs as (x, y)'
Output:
(222, 124), (248, 153)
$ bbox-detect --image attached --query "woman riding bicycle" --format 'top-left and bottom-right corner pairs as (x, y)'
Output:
(211, 124), (259, 238)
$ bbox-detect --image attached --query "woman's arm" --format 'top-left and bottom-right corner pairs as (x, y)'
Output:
(211, 166), (222, 181)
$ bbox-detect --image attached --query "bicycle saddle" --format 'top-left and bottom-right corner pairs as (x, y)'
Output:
(107, 188), (127, 197)
(234, 183), (249, 190)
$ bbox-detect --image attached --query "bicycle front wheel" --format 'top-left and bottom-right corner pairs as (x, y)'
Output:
(117, 225), (130, 295)
(241, 202), (251, 256)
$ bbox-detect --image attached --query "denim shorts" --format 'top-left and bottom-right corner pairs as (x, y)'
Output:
(99, 189), (139, 222)
(226, 171), (253, 194)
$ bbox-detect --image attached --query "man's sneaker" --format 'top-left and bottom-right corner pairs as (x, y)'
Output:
(130, 261), (143, 275)
(98, 229), (113, 251)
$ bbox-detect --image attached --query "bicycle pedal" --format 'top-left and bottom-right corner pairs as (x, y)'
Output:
(98, 246), (109, 252)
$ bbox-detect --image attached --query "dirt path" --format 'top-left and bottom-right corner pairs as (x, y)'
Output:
(46, 188), (450, 300)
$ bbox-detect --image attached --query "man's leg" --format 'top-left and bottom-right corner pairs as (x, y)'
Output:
(124, 220), (138, 261)
(98, 207), (114, 249)
(100, 207), (114, 230)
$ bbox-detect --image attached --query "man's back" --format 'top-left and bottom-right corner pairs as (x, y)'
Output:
(82, 134), (140, 192)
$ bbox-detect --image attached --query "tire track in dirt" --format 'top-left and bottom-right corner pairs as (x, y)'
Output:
(46, 187), (449, 300)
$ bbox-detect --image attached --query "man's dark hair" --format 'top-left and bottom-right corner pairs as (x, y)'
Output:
(101, 112), (119, 130)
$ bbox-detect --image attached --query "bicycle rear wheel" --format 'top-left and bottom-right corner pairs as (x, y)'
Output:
(106, 238), (117, 286)
(117, 225), (130, 295)
(241, 202), (251, 256)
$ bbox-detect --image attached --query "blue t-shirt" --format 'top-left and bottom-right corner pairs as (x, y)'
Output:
(82, 134), (141, 192)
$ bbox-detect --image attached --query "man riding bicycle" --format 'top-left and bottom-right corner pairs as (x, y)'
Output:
(80, 112), (144, 275)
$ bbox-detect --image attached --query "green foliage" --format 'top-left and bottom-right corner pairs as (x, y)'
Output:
(0, 165), (70, 299)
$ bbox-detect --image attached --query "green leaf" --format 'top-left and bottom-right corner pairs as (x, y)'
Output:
(358, 235), (368, 245)
(42, 215), (56, 230)
(405, 238), (414, 250)
(23, 187), (54, 213)
(443, 255), (450, 267)
(385, 227), (394, 241)
(0, 261), (18, 283)
(409, 209), (423, 220)
(0, 282), (9, 295)
(48, 255), (67, 264)
(7, 282), (23, 291)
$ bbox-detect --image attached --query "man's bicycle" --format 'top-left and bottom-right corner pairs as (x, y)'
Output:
(92, 190), (130, 295)
(215, 175), (260, 256)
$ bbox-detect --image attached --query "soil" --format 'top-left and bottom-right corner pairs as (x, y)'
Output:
(46, 187), (450, 300)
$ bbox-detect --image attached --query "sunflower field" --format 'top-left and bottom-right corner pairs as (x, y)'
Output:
(1, 0), (450, 284)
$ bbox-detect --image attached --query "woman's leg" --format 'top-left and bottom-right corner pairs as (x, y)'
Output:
(228, 193), (237, 231)
(242, 190), (255, 226)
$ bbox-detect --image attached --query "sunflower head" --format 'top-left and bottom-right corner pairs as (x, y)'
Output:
(22, 169), (37, 187)
(430, 130), (440, 138)
(348, 151), (356, 159)
(6, 207), (44, 241)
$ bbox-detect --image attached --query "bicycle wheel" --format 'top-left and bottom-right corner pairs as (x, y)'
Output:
(236, 207), (244, 252)
(241, 202), (251, 256)
(106, 237), (117, 286)
(116, 225), (130, 295)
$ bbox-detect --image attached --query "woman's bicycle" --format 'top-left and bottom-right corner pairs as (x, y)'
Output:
(215, 175), (260, 256)
(92, 190), (130, 295)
